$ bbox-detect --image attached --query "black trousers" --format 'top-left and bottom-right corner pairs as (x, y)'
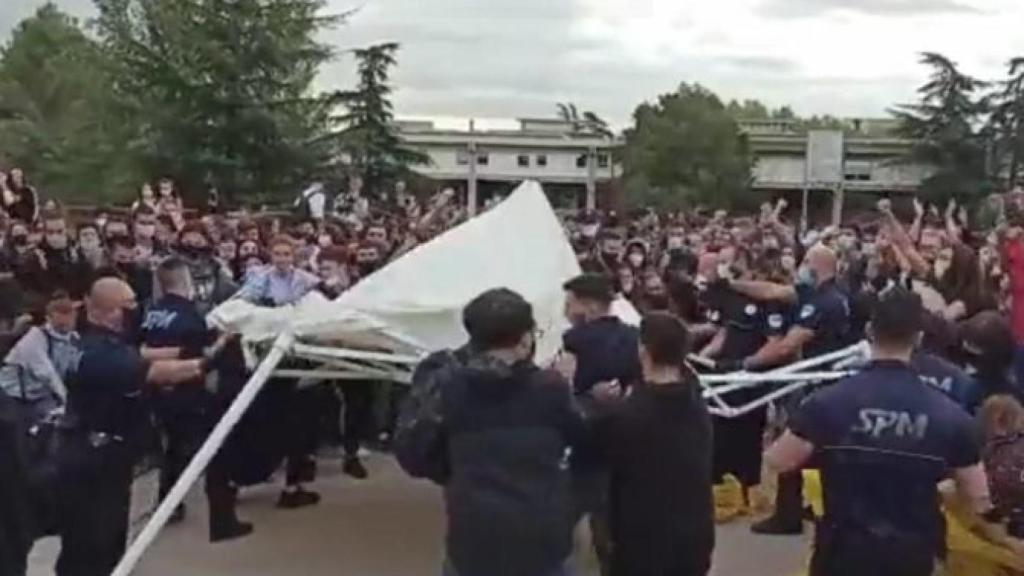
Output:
(155, 398), (236, 522)
(56, 436), (134, 576)
(341, 381), (373, 457)
(712, 406), (767, 488)
(573, 472), (612, 576)
(0, 395), (32, 576)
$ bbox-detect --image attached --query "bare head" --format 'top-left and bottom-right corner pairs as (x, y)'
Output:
(803, 244), (838, 285)
(87, 277), (136, 332)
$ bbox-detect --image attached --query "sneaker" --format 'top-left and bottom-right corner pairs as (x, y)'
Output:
(210, 520), (254, 543)
(343, 456), (369, 480)
(750, 515), (803, 536)
(277, 487), (321, 510)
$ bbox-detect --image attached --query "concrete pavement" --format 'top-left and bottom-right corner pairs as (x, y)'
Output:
(29, 455), (808, 576)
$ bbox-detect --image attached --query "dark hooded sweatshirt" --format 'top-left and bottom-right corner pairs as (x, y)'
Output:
(438, 353), (585, 576)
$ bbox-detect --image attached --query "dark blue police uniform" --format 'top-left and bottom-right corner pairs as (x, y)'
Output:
(141, 294), (216, 507)
(911, 351), (980, 414)
(791, 360), (981, 576)
(794, 279), (851, 358)
(705, 285), (779, 487)
(57, 323), (148, 576)
(759, 279), (852, 533)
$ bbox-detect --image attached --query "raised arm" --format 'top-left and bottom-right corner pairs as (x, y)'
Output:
(879, 199), (930, 278)
(728, 279), (798, 304)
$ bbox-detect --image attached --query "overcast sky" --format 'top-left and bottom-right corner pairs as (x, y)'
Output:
(4, 0), (1024, 128)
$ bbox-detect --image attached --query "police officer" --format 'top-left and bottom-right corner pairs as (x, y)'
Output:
(699, 246), (780, 492)
(763, 287), (1009, 576)
(142, 257), (252, 542)
(727, 243), (851, 535)
(56, 277), (211, 576)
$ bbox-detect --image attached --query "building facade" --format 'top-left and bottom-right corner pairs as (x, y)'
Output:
(397, 116), (929, 215)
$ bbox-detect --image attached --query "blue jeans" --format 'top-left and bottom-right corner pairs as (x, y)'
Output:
(442, 559), (574, 576)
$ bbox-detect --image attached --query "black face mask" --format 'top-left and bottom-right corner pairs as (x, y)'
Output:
(179, 245), (211, 259)
(10, 235), (27, 248)
(357, 261), (379, 276)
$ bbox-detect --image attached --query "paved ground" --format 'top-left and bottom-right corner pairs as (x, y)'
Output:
(29, 455), (809, 576)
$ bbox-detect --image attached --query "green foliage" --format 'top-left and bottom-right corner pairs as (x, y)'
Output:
(0, 4), (141, 203)
(622, 83), (753, 210)
(330, 42), (428, 201)
(92, 0), (344, 203)
(989, 58), (1024, 188)
(891, 52), (993, 204)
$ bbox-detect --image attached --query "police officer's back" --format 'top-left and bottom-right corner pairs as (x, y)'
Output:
(142, 257), (252, 541)
(764, 287), (992, 576)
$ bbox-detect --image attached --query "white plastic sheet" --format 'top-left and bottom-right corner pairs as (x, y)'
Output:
(209, 181), (585, 361)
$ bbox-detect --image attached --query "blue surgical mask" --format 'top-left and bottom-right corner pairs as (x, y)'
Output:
(797, 266), (817, 287)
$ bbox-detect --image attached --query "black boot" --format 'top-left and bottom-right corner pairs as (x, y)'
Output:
(277, 486), (321, 509)
(751, 471), (804, 536)
(209, 486), (254, 543)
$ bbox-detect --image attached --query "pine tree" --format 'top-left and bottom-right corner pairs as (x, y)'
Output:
(892, 52), (991, 202)
(990, 58), (1024, 188)
(331, 42), (427, 201)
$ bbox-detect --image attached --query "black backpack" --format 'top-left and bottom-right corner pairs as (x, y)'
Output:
(394, 350), (461, 484)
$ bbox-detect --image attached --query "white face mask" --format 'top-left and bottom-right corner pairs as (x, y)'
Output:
(628, 253), (644, 267)
(716, 263), (733, 281)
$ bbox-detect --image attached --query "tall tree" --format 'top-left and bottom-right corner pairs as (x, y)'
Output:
(622, 83), (752, 209)
(93, 0), (343, 202)
(989, 58), (1024, 188)
(0, 4), (141, 202)
(331, 42), (427, 201)
(892, 52), (991, 203)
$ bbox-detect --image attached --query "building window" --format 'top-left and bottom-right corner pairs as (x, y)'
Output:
(844, 161), (872, 181)
(477, 153), (489, 166)
(517, 154), (530, 168)
(536, 154), (548, 167)
(576, 154), (588, 169)
(597, 154), (610, 168)
(456, 150), (470, 165)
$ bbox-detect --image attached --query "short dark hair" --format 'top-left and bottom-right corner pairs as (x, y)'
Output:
(961, 310), (1016, 370)
(462, 288), (535, 351)
(639, 312), (690, 367)
(870, 286), (923, 347)
(563, 273), (614, 305)
(156, 256), (190, 291)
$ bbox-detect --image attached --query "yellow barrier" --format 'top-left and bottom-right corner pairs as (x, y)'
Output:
(801, 471), (1024, 576)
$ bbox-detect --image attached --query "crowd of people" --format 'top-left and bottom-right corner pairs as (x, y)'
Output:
(1, 161), (1024, 576)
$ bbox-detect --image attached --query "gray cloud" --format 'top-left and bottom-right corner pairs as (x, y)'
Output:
(757, 0), (980, 18)
(0, 0), (959, 128)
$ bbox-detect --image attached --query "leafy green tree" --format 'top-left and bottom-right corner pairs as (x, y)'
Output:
(622, 83), (752, 209)
(93, 0), (343, 202)
(989, 58), (1024, 188)
(0, 4), (141, 203)
(892, 52), (992, 203)
(331, 42), (428, 201)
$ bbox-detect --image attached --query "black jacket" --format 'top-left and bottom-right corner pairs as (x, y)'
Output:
(397, 350), (585, 576)
(603, 375), (715, 576)
(0, 393), (32, 576)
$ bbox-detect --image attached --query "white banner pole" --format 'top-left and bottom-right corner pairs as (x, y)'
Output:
(111, 332), (295, 576)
